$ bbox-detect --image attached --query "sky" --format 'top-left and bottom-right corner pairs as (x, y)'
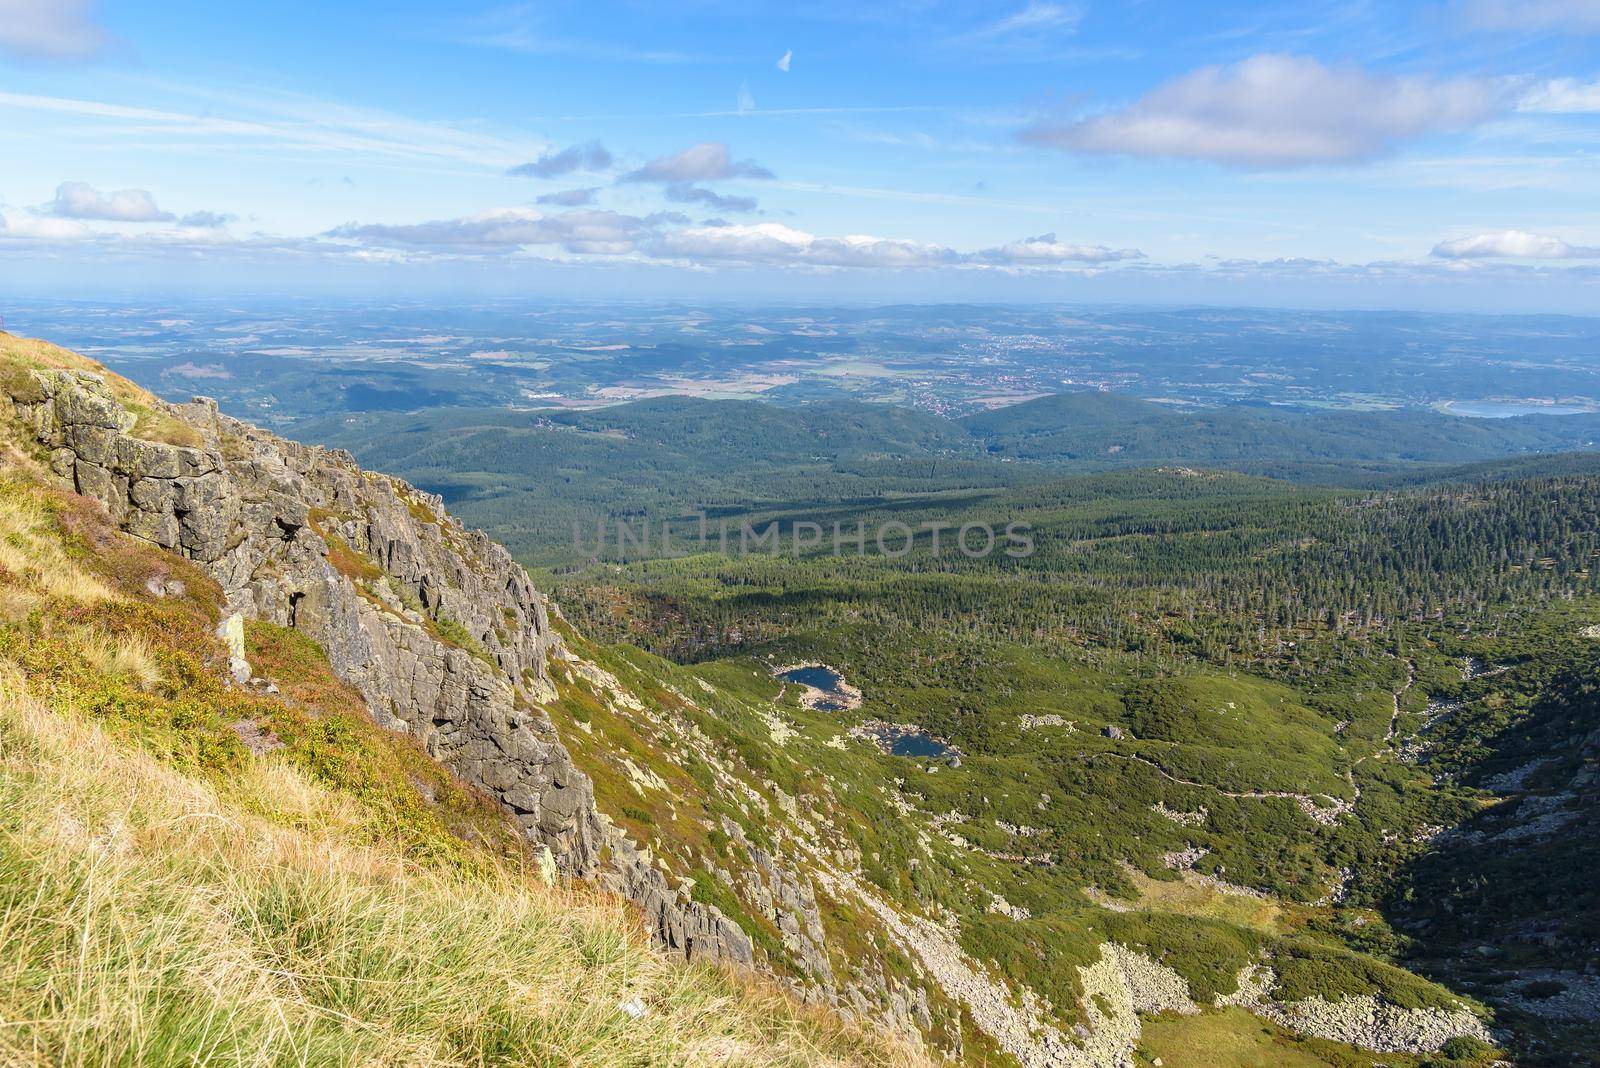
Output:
(1, 0), (1599, 310)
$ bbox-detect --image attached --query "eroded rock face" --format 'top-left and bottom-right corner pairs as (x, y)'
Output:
(13, 369), (749, 967)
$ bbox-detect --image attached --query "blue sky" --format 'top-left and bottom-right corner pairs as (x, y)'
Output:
(2, 0), (1599, 309)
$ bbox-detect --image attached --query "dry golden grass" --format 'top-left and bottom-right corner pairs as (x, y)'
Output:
(73, 626), (162, 691)
(0, 489), (115, 606)
(1126, 867), (1291, 936)
(0, 331), (201, 447)
(0, 666), (922, 1067)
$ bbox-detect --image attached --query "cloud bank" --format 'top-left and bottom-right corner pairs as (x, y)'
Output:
(326, 207), (1143, 273)
(1432, 230), (1600, 259)
(1023, 54), (1505, 166)
(326, 208), (679, 256)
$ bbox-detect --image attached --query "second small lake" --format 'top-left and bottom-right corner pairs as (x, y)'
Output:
(853, 720), (961, 762)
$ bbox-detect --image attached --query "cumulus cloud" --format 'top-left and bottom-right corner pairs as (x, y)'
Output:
(978, 232), (1144, 264)
(663, 183), (758, 213)
(536, 186), (599, 207)
(50, 181), (174, 222)
(1431, 230), (1600, 259)
(1464, 0), (1600, 33)
(622, 142), (774, 183)
(0, 0), (113, 61)
(1022, 54), (1505, 167)
(506, 141), (612, 179)
(777, 49), (792, 72)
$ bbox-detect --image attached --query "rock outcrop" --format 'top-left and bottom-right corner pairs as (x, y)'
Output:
(9, 368), (750, 967)
(1219, 965), (1493, 1053)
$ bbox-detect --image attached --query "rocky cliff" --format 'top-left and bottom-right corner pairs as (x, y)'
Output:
(10, 365), (751, 967)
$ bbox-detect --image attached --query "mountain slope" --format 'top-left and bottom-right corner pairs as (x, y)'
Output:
(0, 445), (906, 1065)
(1, 332), (1518, 1067)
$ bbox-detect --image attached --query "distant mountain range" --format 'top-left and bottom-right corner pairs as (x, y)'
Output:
(289, 392), (1600, 563)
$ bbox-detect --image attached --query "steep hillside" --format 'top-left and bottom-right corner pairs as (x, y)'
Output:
(0, 387), (910, 1061)
(0, 333), (1524, 1067)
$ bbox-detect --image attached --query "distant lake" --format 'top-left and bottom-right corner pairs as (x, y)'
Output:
(1443, 400), (1597, 419)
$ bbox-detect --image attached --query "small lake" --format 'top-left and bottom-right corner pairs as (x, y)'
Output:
(1443, 400), (1596, 419)
(778, 665), (852, 711)
(885, 731), (957, 759)
(777, 665), (958, 761)
(853, 720), (961, 763)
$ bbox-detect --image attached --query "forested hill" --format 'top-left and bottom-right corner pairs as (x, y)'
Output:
(960, 392), (1600, 467)
(291, 392), (1600, 563)
(298, 391), (1600, 481)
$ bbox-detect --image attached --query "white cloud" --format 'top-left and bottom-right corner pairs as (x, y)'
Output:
(777, 49), (792, 72)
(737, 82), (755, 116)
(0, 210), (260, 254)
(507, 141), (612, 179)
(0, 0), (112, 61)
(651, 222), (961, 268)
(1023, 54), (1505, 167)
(1464, 0), (1600, 33)
(622, 142), (774, 182)
(1519, 77), (1600, 113)
(1432, 230), (1600, 259)
(50, 181), (174, 222)
(978, 233), (1144, 264)
(0, 211), (92, 241)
